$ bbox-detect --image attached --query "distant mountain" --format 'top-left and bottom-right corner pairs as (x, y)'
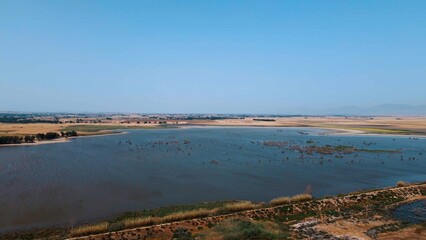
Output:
(325, 104), (426, 116)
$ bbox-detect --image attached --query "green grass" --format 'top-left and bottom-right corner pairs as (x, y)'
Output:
(61, 125), (126, 132)
(347, 204), (364, 212)
(285, 212), (316, 221)
(334, 145), (355, 151)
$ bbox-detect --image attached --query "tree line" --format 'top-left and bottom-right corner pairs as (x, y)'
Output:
(0, 131), (78, 145)
(0, 117), (60, 124)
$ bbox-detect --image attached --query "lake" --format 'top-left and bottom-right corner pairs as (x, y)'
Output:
(0, 127), (425, 232)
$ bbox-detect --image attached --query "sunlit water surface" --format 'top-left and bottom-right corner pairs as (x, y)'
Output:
(0, 127), (425, 232)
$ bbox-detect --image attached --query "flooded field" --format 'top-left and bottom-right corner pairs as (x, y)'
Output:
(0, 127), (425, 232)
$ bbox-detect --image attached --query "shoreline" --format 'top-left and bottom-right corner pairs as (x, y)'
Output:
(173, 124), (426, 138)
(68, 183), (426, 240)
(319, 127), (426, 138)
(2, 125), (425, 148)
(0, 131), (127, 147)
(0, 138), (70, 147)
(4, 182), (424, 239)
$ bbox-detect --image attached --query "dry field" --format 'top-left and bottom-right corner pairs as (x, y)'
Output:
(188, 116), (426, 135)
(0, 123), (161, 137)
(1, 117), (425, 137)
(0, 123), (67, 136)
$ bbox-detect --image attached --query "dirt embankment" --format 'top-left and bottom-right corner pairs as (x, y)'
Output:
(67, 184), (426, 240)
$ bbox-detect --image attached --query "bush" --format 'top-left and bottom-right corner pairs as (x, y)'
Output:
(24, 135), (35, 143)
(396, 181), (408, 187)
(0, 136), (23, 144)
(45, 132), (60, 140)
(172, 227), (193, 240)
(216, 219), (285, 240)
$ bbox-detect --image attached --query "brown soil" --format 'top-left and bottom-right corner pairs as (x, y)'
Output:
(378, 225), (426, 239)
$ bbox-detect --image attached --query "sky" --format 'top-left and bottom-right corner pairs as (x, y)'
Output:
(1, 1), (425, 114)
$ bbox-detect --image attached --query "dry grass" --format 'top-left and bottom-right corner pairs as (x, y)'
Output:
(290, 194), (313, 203)
(69, 222), (109, 237)
(218, 201), (261, 214)
(269, 196), (291, 206)
(123, 216), (161, 228)
(123, 209), (214, 229)
(74, 202), (262, 235)
(3, 116), (426, 137)
(189, 116), (426, 135)
(396, 181), (408, 187)
(0, 123), (66, 136)
(68, 195), (314, 237)
(269, 193), (312, 206)
(161, 209), (213, 222)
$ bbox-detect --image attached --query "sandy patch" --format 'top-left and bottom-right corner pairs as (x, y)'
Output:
(0, 137), (69, 147)
(378, 225), (426, 239)
(315, 219), (395, 240)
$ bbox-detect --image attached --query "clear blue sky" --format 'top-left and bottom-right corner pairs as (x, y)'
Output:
(1, 1), (425, 113)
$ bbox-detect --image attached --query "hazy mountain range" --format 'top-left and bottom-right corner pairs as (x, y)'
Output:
(282, 104), (426, 116)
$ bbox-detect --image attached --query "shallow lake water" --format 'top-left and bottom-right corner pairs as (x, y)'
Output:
(393, 199), (426, 224)
(0, 127), (425, 232)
